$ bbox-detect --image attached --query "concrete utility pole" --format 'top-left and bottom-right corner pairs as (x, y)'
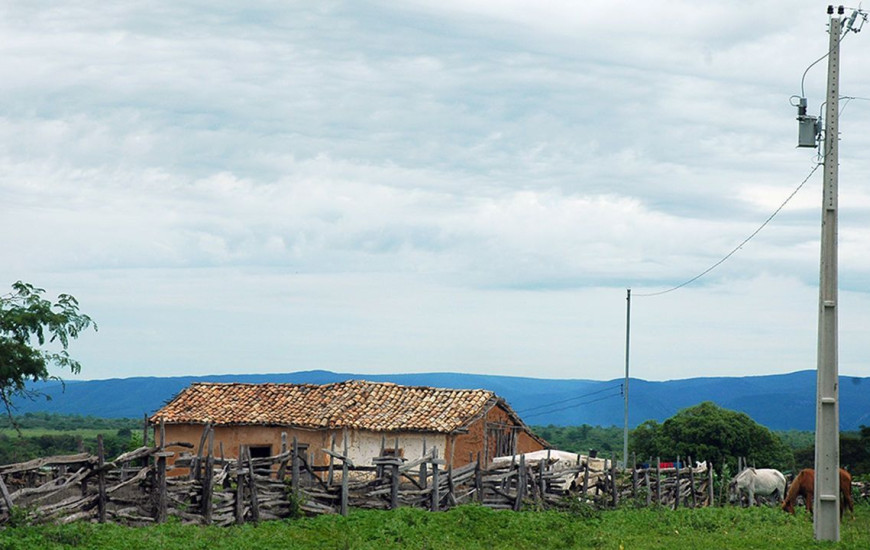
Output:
(623, 288), (630, 469)
(814, 7), (841, 542)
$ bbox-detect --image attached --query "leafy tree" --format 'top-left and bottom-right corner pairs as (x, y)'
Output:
(532, 424), (623, 456)
(630, 401), (793, 471)
(629, 419), (662, 460)
(0, 281), (96, 429)
(794, 426), (870, 476)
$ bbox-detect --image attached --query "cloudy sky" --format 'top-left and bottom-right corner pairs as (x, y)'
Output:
(2, 1), (869, 383)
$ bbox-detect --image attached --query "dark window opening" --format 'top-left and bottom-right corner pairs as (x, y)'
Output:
(248, 445), (272, 459)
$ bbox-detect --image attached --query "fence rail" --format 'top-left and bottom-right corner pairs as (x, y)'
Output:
(0, 427), (719, 526)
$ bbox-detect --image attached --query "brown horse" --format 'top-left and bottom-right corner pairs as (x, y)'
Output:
(781, 468), (854, 518)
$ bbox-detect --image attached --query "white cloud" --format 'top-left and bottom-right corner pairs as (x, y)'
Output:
(1, 1), (869, 383)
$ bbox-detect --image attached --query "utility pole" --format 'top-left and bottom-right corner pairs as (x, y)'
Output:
(814, 6), (842, 542)
(623, 288), (630, 469)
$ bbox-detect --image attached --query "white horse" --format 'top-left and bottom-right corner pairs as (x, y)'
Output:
(729, 467), (786, 506)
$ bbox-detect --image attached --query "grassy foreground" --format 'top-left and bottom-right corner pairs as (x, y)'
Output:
(1, 504), (868, 550)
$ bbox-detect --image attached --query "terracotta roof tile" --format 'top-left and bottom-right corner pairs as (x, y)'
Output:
(150, 380), (500, 433)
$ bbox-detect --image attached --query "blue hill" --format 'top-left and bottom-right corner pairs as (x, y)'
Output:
(12, 370), (870, 431)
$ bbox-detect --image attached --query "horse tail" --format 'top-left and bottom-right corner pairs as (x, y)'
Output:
(840, 468), (854, 517)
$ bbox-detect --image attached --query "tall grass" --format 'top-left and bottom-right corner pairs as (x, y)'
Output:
(0, 504), (866, 549)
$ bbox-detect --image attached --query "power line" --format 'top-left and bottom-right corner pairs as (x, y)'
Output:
(635, 162), (821, 298)
(520, 390), (623, 420)
(515, 384), (622, 414)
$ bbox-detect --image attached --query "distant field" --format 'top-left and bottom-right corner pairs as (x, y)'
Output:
(0, 504), (867, 549)
(5, 428), (118, 439)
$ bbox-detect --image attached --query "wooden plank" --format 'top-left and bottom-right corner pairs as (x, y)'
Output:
(321, 448), (355, 468)
(0, 453), (95, 474)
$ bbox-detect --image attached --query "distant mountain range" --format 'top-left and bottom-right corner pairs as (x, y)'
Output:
(12, 370), (870, 431)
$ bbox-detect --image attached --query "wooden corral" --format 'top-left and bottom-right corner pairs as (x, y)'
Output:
(0, 425), (723, 526)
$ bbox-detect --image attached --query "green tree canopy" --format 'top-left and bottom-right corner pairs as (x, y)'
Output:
(630, 401), (793, 471)
(0, 281), (96, 427)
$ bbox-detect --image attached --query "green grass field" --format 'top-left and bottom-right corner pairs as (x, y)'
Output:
(6, 428), (110, 439)
(1, 504), (867, 550)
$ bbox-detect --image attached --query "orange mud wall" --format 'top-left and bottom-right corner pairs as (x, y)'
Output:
(448, 405), (545, 468)
(160, 424), (330, 471)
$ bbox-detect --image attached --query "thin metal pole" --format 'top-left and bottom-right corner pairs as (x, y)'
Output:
(814, 10), (841, 542)
(623, 288), (631, 469)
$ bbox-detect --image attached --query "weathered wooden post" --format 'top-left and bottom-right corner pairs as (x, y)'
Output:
(277, 432), (288, 480)
(514, 455), (526, 511)
(340, 433), (349, 516)
(707, 461), (715, 506)
(420, 438), (428, 488)
(655, 457), (661, 505)
(155, 419), (168, 523)
(674, 455), (681, 510)
(246, 447), (260, 523)
(291, 436), (300, 493)
(390, 461), (400, 510)
(327, 433), (336, 486)
(377, 435), (386, 478)
(430, 447), (441, 511)
(475, 451), (483, 504)
(610, 452), (618, 508)
(0, 475), (13, 515)
(644, 466), (651, 506)
(447, 465), (456, 508)
(191, 422), (211, 481)
(235, 450), (246, 525)
(202, 427), (215, 524)
(581, 461), (590, 498)
(631, 452), (638, 500)
(141, 413), (149, 469)
(688, 456), (697, 508)
(97, 434), (107, 523)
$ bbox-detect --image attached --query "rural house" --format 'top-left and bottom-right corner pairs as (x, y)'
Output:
(149, 380), (547, 469)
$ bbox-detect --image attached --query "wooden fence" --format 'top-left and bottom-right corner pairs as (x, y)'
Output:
(0, 426), (718, 526)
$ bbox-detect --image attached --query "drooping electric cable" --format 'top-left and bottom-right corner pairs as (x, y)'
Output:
(635, 162), (821, 298)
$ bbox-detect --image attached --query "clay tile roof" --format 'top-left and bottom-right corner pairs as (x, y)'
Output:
(150, 380), (504, 433)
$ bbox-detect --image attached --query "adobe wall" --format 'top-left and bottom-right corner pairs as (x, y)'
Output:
(450, 405), (545, 467)
(160, 424), (445, 470)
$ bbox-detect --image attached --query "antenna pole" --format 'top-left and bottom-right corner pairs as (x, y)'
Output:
(814, 7), (841, 542)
